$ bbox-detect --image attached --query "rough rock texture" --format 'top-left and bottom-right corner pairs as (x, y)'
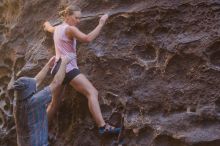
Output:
(1, 0), (220, 145)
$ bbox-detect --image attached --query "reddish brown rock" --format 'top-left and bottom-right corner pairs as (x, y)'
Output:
(1, 0), (220, 145)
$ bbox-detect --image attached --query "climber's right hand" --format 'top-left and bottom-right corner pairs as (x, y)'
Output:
(99, 13), (109, 26)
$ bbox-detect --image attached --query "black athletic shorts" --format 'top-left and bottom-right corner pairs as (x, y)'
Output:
(51, 58), (80, 85)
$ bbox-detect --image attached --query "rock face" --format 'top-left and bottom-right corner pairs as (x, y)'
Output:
(1, 0), (220, 145)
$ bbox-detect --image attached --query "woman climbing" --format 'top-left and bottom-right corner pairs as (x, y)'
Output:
(43, 5), (121, 135)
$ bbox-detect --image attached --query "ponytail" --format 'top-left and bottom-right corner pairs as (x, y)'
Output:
(58, 5), (81, 18)
(58, 9), (66, 18)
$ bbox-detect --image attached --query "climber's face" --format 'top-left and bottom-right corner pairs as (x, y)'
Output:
(67, 11), (81, 26)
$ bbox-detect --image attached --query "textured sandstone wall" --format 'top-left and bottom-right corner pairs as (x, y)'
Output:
(1, 0), (220, 146)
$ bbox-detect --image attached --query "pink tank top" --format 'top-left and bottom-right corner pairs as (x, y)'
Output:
(53, 22), (78, 73)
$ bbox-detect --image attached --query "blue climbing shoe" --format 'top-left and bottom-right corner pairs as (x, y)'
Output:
(99, 123), (121, 135)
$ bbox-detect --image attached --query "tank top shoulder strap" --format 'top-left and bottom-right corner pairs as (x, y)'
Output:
(62, 23), (77, 46)
(60, 23), (69, 40)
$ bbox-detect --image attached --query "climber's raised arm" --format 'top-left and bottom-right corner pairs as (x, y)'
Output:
(43, 21), (55, 33)
(66, 14), (109, 43)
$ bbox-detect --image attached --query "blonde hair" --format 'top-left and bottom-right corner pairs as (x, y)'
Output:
(59, 5), (81, 18)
